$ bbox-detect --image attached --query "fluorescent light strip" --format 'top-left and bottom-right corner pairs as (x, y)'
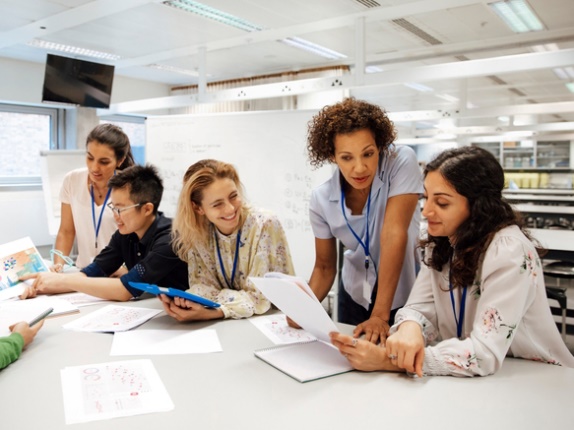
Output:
(148, 63), (199, 76)
(489, 1), (544, 33)
(436, 93), (459, 102)
(164, 1), (346, 60)
(28, 38), (121, 60)
(566, 82), (574, 94)
(365, 65), (383, 73)
(163, 0), (261, 32)
(404, 82), (433, 92)
(281, 37), (347, 60)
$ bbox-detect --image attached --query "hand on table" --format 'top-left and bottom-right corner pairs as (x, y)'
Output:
(329, 332), (400, 372)
(385, 321), (425, 377)
(19, 272), (65, 299)
(353, 315), (390, 344)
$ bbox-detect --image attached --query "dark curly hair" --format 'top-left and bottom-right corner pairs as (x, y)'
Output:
(306, 98), (396, 168)
(421, 146), (540, 290)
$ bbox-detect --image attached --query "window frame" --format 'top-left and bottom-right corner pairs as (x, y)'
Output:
(0, 103), (62, 188)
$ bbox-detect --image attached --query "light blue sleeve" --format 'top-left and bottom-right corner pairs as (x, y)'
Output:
(386, 146), (423, 199)
(309, 186), (334, 240)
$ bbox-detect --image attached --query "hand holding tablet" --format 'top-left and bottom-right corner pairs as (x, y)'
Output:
(128, 282), (220, 308)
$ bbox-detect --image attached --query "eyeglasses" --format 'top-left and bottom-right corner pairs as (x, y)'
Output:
(107, 202), (141, 216)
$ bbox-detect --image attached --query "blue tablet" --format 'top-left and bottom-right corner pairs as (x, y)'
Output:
(129, 282), (221, 308)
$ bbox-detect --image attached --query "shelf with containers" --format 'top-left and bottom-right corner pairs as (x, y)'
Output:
(472, 140), (572, 170)
(472, 140), (573, 189)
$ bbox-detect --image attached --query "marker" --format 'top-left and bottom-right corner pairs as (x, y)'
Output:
(28, 307), (54, 327)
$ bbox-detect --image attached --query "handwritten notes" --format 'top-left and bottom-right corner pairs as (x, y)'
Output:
(61, 359), (173, 424)
(63, 305), (161, 332)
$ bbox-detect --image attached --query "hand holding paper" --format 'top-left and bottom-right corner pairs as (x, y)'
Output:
(250, 273), (336, 344)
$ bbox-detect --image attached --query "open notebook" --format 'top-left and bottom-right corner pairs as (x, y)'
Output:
(250, 273), (353, 382)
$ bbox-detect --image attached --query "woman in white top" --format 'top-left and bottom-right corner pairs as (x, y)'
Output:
(301, 98), (422, 344)
(53, 124), (135, 270)
(331, 146), (574, 376)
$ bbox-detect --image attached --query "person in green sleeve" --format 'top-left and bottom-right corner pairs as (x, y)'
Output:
(0, 320), (44, 370)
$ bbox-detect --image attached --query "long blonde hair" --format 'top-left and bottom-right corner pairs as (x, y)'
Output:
(172, 159), (248, 260)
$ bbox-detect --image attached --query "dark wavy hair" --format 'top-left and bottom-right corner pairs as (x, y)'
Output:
(86, 123), (135, 170)
(421, 146), (538, 289)
(306, 97), (396, 168)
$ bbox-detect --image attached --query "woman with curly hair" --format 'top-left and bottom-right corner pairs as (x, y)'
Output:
(331, 146), (574, 376)
(301, 98), (423, 343)
(161, 159), (295, 321)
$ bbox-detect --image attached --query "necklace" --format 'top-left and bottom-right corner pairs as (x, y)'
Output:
(89, 182), (107, 199)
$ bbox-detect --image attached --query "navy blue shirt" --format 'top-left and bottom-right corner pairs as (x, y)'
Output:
(81, 212), (189, 297)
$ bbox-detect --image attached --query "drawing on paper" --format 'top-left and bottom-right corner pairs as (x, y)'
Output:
(80, 362), (153, 415)
(0, 238), (48, 291)
(250, 314), (317, 344)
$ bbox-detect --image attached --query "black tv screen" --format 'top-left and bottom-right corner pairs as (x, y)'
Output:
(42, 54), (115, 108)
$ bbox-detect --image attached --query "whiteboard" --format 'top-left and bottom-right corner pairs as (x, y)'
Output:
(146, 110), (332, 279)
(40, 150), (85, 236)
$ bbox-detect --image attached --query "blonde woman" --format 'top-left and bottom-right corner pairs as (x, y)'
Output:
(160, 159), (294, 321)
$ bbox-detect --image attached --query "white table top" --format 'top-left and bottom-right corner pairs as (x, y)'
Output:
(2, 298), (573, 430)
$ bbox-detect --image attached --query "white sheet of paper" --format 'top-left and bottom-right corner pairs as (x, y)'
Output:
(63, 305), (161, 332)
(110, 329), (222, 356)
(250, 275), (338, 344)
(60, 359), (174, 424)
(249, 314), (317, 345)
(0, 301), (54, 336)
(55, 291), (113, 307)
(0, 284), (26, 301)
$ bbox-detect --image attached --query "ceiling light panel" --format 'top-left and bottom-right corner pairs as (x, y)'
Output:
(489, 1), (544, 33)
(27, 39), (121, 60)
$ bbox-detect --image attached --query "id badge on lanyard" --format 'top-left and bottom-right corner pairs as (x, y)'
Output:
(341, 188), (373, 303)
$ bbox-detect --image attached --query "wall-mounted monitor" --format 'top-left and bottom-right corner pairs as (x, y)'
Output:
(41, 54), (115, 108)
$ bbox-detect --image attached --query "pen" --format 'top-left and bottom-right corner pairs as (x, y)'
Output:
(28, 307), (54, 326)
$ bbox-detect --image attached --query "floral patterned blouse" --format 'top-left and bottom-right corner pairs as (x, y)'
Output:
(185, 208), (295, 319)
(391, 225), (574, 376)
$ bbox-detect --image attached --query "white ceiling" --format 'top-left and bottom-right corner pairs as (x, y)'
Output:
(0, 0), (573, 136)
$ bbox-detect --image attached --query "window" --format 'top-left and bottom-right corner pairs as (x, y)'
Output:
(0, 104), (59, 185)
(100, 115), (146, 165)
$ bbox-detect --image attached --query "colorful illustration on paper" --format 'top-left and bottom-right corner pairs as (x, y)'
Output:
(0, 242), (48, 291)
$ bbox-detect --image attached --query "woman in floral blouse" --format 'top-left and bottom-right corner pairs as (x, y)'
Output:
(331, 146), (574, 376)
(160, 159), (294, 321)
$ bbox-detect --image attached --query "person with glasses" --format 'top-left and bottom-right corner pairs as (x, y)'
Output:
(330, 146), (574, 376)
(20, 165), (188, 301)
(51, 123), (135, 272)
(160, 159), (294, 321)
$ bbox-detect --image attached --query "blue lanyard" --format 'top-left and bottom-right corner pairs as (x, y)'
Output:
(341, 187), (371, 270)
(449, 264), (468, 339)
(91, 184), (112, 248)
(214, 229), (241, 289)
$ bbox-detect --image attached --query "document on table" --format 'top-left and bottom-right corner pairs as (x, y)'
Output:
(63, 304), (161, 332)
(110, 329), (222, 356)
(249, 273), (353, 382)
(249, 313), (317, 345)
(61, 359), (174, 424)
(0, 297), (78, 335)
(55, 291), (113, 307)
(249, 273), (338, 343)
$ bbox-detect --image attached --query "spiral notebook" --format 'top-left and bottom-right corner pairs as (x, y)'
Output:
(254, 339), (353, 383)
